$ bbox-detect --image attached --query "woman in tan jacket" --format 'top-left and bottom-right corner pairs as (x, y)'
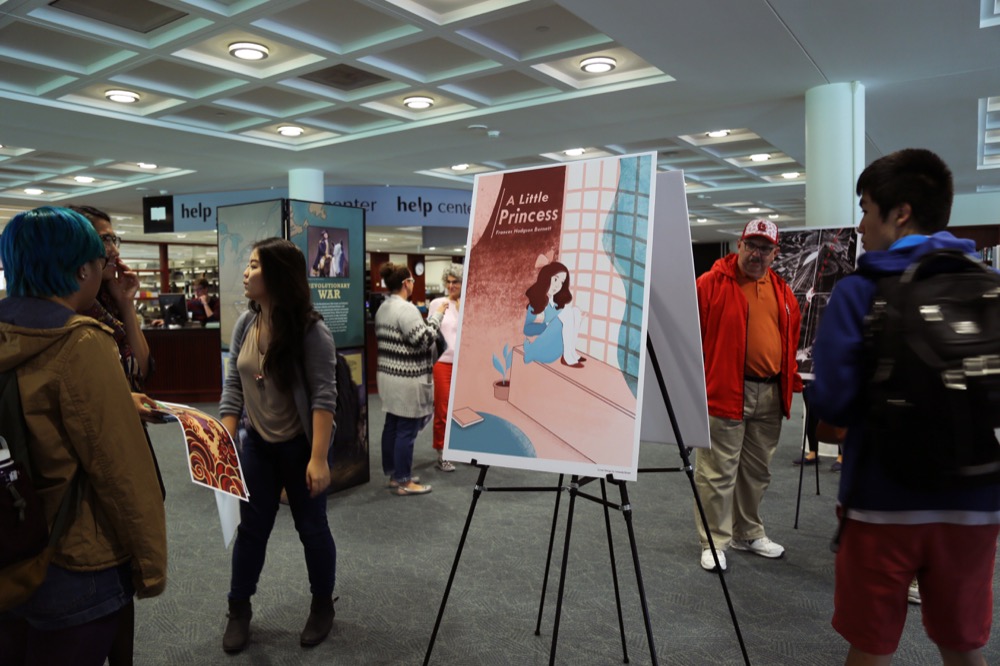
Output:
(0, 207), (167, 666)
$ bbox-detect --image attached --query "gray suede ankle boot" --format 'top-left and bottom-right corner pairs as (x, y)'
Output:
(300, 595), (336, 647)
(222, 598), (252, 653)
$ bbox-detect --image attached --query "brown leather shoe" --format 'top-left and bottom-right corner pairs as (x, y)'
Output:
(300, 595), (337, 647)
(222, 598), (252, 653)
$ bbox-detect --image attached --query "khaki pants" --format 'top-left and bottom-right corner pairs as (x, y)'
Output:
(694, 380), (783, 550)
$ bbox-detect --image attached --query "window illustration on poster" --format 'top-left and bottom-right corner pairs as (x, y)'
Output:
(770, 228), (859, 376)
(286, 199), (366, 349)
(444, 154), (657, 480)
(217, 198), (370, 493)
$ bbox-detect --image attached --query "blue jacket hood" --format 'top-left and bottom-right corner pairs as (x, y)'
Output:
(856, 231), (977, 276)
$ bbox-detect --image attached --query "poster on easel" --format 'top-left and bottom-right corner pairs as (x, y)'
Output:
(770, 227), (859, 376)
(444, 154), (656, 481)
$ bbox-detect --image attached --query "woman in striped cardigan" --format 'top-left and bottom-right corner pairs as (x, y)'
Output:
(374, 262), (447, 496)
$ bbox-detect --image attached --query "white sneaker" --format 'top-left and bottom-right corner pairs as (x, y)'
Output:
(731, 537), (785, 559)
(700, 548), (727, 572)
(907, 579), (921, 605)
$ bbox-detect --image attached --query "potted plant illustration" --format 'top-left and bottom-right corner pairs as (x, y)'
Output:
(492, 344), (513, 400)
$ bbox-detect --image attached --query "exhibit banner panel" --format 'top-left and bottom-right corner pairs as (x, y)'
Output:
(770, 227), (859, 376)
(216, 199), (285, 348)
(286, 199), (366, 349)
(445, 154), (656, 480)
(216, 199), (370, 493)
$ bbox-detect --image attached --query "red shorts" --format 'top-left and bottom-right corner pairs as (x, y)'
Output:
(833, 519), (999, 655)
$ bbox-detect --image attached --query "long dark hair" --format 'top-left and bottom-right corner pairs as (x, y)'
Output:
(250, 238), (320, 391)
(525, 261), (572, 314)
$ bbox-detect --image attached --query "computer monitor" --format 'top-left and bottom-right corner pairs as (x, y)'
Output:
(158, 293), (188, 328)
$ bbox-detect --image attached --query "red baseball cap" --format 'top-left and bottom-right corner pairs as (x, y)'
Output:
(741, 218), (779, 244)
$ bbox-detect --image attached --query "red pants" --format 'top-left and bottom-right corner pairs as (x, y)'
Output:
(432, 361), (453, 451)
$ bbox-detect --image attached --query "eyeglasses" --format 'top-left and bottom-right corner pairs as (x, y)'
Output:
(445, 279), (460, 285)
(403, 277), (415, 284)
(95, 256), (109, 270)
(100, 233), (121, 248)
(742, 240), (776, 255)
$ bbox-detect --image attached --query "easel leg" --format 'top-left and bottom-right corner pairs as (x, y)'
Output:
(423, 464), (490, 666)
(614, 479), (657, 665)
(535, 474), (565, 636)
(600, 479), (629, 664)
(548, 476), (579, 666)
(794, 407), (807, 530)
(685, 447), (751, 666)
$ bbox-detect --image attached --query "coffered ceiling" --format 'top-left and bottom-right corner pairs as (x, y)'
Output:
(1, 0), (1000, 248)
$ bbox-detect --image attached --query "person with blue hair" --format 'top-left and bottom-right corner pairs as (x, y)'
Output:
(0, 206), (167, 666)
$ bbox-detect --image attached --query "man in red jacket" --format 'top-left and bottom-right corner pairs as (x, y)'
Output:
(694, 218), (802, 572)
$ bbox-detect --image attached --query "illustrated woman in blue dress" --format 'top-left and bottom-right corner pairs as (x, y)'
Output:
(523, 260), (586, 368)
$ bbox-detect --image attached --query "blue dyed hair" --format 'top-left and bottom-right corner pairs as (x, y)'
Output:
(0, 206), (105, 297)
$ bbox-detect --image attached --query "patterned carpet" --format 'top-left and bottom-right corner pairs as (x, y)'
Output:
(134, 395), (1000, 665)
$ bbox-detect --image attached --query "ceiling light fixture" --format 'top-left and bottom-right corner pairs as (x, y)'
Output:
(451, 164), (469, 171)
(74, 175), (95, 183)
(277, 125), (304, 137)
(564, 148), (586, 157)
(228, 42), (269, 61)
(781, 171), (801, 179)
(768, 214), (779, 219)
(137, 162), (157, 169)
(706, 130), (730, 138)
(24, 188), (43, 195)
(580, 56), (616, 74)
(105, 89), (140, 103)
(749, 153), (771, 162)
(696, 218), (708, 223)
(747, 207), (761, 213)
(403, 96), (434, 110)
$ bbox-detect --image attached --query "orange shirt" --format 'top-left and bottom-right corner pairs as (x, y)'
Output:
(737, 269), (781, 378)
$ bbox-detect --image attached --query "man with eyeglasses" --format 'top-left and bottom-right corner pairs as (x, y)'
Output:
(693, 218), (802, 572)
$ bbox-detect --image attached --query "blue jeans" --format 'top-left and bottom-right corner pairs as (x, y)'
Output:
(381, 413), (429, 483)
(229, 427), (337, 600)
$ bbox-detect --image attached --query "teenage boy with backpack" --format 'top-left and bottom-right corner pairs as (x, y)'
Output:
(808, 148), (1000, 666)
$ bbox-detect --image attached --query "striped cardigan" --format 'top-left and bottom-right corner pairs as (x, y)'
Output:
(374, 294), (444, 417)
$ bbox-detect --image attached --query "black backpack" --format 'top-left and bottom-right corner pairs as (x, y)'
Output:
(0, 367), (82, 611)
(862, 248), (1000, 491)
(330, 353), (361, 461)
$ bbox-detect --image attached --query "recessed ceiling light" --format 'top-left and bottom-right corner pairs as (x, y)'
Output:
(137, 162), (157, 169)
(747, 207), (761, 213)
(768, 214), (779, 219)
(451, 164), (469, 171)
(277, 125), (304, 137)
(24, 188), (43, 195)
(453, 248), (464, 252)
(564, 148), (586, 157)
(403, 96), (434, 110)
(580, 56), (616, 74)
(781, 171), (801, 179)
(176, 234), (187, 239)
(228, 42), (269, 61)
(749, 153), (771, 162)
(105, 89), (140, 103)
(427, 246), (437, 250)
(74, 175), (95, 184)
(696, 218), (708, 223)
(706, 130), (730, 138)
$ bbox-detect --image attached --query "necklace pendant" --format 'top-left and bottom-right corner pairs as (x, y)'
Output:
(254, 373), (265, 387)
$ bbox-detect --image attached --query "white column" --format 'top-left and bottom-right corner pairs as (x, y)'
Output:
(805, 82), (865, 228)
(288, 168), (323, 202)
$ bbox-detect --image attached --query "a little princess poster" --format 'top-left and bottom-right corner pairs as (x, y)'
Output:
(445, 153), (656, 481)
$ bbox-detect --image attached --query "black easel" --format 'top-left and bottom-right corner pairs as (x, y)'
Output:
(423, 465), (650, 665)
(643, 336), (751, 666)
(793, 390), (821, 529)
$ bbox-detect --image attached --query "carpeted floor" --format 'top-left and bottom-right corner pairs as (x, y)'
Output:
(133, 394), (999, 665)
